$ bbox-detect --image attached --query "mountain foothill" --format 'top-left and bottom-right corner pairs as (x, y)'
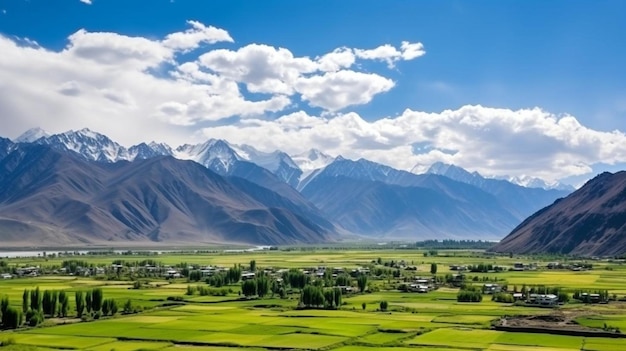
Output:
(2, 127), (622, 256)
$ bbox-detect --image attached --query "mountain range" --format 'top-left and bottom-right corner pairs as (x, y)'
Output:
(492, 171), (626, 256)
(0, 127), (575, 246)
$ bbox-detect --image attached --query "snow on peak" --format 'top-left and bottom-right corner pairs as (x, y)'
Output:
(292, 149), (335, 172)
(174, 139), (243, 172)
(502, 175), (575, 191)
(426, 162), (479, 183)
(15, 127), (50, 143)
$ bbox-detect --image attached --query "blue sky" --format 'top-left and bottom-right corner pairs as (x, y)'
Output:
(1, 0), (625, 184)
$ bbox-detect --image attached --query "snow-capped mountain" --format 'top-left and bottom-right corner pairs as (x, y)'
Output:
(425, 162), (487, 187)
(299, 156), (419, 189)
(234, 145), (302, 187)
(292, 149), (335, 173)
(15, 127), (50, 143)
(175, 139), (243, 174)
(175, 140), (302, 186)
(426, 162), (575, 192)
(128, 142), (173, 161)
(501, 175), (575, 192)
(33, 128), (130, 162)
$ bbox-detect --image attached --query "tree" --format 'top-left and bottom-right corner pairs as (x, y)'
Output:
(58, 291), (69, 317)
(1, 306), (22, 329)
(227, 265), (242, 283)
(256, 276), (270, 298)
(102, 299), (110, 316)
(85, 290), (93, 313)
(123, 299), (133, 314)
(357, 275), (368, 293)
(0, 295), (8, 316)
(50, 291), (58, 317)
(380, 300), (388, 311)
(242, 279), (258, 297)
(324, 289), (335, 309)
(335, 274), (351, 287)
(301, 285), (324, 308)
(75, 291), (85, 318)
(42, 290), (53, 316)
(110, 299), (118, 316)
(30, 287), (41, 312)
(22, 289), (29, 314)
(430, 263), (438, 275)
(92, 288), (103, 312)
(333, 287), (342, 308)
(249, 260), (256, 272)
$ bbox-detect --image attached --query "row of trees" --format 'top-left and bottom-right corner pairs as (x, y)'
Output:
(300, 285), (342, 309)
(457, 286), (483, 302)
(573, 289), (610, 303)
(1, 296), (23, 329)
(241, 275), (273, 298)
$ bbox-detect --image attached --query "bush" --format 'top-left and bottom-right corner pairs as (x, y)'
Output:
(26, 309), (44, 327)
(457, 286), (483, 302)
(492, 292), (514, 303)
(380, 300), (388, 311)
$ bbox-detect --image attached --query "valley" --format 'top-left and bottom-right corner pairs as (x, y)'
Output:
(1, 248), (626, 351)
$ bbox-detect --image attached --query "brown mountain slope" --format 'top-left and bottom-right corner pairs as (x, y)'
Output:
(492, 171), (626, 256)
(0, 145), (335, 246)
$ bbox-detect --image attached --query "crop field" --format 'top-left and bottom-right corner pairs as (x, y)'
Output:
(1, 248), (626, 351)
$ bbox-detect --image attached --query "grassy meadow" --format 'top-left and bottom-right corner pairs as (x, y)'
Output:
(1, 248), (626, 351)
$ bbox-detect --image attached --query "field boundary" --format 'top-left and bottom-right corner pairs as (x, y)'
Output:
(493, 325), (626, 338)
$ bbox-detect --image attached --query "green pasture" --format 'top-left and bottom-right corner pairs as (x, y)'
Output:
(2, 249), (626, 351)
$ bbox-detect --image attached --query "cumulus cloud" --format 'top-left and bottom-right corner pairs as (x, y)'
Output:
(198, 106), (626, 182)
(162, 20), (233, 51)
(316, 47), (356, 72)
(66, 29), (173, 69)
(355, 41), (425, 68)
(294, 70), (395, 110)
(198, 44), (318, 95)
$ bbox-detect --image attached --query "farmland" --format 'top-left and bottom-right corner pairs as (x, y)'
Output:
(1, 247), (626, 351)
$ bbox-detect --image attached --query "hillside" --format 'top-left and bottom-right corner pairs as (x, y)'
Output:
(0, 145), (335, 246)
(492, 171), (626, 256)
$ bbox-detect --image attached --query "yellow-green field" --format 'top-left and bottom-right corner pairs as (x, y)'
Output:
(1, 249), (626, 351)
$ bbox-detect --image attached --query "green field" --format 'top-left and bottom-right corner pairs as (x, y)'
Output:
(2, 248), (626, 351)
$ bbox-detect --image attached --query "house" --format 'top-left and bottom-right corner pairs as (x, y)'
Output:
(241, 272), (256, 280)
(1, 273), (12, 279)
(513, 262), (525, 271)
(483, 283), (502, 294)
(337, 285), (355, 294)
(16, 266), (39, 276)
(512, 293), (524, 301)
(407, 283), (430, 293)
(528, 294), (558, 306)
(449, 265), (467, 271)
(164, 270), (181, 278)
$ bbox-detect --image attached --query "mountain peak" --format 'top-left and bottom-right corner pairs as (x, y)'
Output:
(426, 162), (479, 183)
(15, 127), (50, 143)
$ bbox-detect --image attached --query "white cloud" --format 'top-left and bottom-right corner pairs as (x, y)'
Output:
(198, 44), (318, 95)
(65, 29), (173, 69)
(294, 70), (395, 110)
(57, 81), (82, 96)
(316, 47), (355, 72)
(79, 0), (92, 4)
(162, 20), (233, 51)
(0, 23), (292, 146)
(198, 106), (626, 182)
(0, 21), (429, 158)
(355, 41), (425, 68)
